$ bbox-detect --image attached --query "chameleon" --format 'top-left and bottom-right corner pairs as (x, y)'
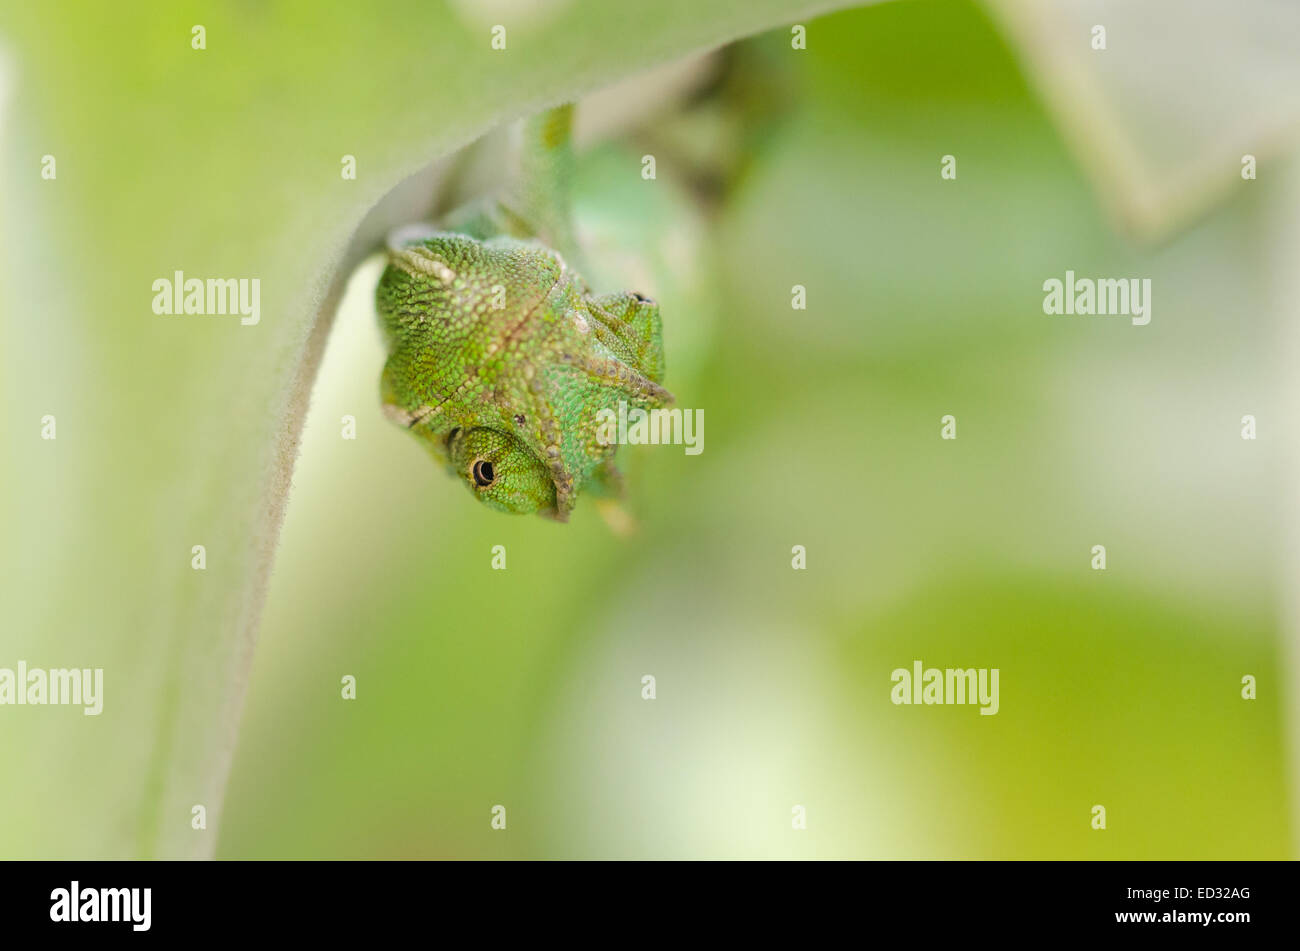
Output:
(376, 105), (672, 521)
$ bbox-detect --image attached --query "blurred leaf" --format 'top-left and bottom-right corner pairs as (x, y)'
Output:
(984, 0), (1300, 238)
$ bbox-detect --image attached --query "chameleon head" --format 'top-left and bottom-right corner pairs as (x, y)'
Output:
(446, 425), (557, 516)
(378, 231), (671, 520)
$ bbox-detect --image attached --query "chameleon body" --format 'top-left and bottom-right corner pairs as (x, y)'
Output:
(376, 106), (672, 520)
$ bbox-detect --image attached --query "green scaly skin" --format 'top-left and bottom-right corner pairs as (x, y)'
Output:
(376, 105), (672, 521)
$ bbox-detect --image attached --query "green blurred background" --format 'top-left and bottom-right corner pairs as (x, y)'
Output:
(2, 0), (1294, 858)
(221, 3), (1289, 858)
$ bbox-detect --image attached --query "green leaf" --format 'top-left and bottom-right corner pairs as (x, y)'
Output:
(0, 0), (863, 858)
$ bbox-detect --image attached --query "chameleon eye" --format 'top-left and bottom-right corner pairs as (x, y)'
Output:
(632, 292), (654, 304)
(472, 459), (496, 487)
(452, 428), (555, 514)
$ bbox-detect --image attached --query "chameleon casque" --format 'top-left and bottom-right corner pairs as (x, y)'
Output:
(376, 105), (672, 521)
